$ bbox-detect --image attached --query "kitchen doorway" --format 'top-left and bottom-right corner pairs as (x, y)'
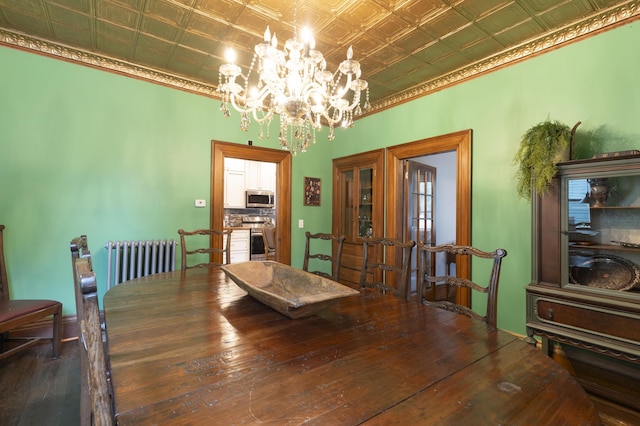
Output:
(386, 130), (471, 305)
(211, 141), (292, 265)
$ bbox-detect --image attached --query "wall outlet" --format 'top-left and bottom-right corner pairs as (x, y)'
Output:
(298, 219), (304, 228)
(195, 199), (206, 207)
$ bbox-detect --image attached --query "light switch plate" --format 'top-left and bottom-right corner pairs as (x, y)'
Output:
(298, 219), (304, 228)
(195, 199), (206, 207)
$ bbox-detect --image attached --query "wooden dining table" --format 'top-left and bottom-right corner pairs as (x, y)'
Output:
(103, 266), (600, 425)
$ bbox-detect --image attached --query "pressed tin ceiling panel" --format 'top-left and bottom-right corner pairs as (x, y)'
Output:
(0, 0), (638, 115)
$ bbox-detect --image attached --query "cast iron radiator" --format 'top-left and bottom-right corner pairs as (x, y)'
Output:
(104, 240), (177, 289)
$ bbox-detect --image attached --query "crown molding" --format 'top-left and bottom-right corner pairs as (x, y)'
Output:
(0, 28), (217, 97)
(368, 1), (640, 114)
(1, 1), (638, 115)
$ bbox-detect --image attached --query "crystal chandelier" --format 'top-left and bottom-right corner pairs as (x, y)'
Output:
(217, 17), (370, 155)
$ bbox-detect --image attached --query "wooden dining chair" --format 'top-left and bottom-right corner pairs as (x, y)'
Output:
(302, 232), (345, 281)
(262, 226), (276, 261)
(0, 224), (62, 361)
(178, 228), (232, 269)
(360, 237), (416, 300)
(70, 235), (94, 426)
(73, 252), (114, 425)
(417, 243), (507, 328)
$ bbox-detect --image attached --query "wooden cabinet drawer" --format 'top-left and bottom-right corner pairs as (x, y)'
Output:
(224, 230), (250, 263)
(230, 237), (249, 251)
(534, 297), (640, 342)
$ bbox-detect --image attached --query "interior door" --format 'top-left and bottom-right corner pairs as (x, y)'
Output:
(386, 130), (471, 306)
(405, 160), (436, 297)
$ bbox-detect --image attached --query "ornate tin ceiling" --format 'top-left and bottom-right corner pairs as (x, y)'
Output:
(0, 0), (638, 115)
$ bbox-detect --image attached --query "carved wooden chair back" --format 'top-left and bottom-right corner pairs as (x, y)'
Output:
(360, 237), (416, 300)
(302, 232), (346, 281)
(70, 235), (91, 323)
(417, 243), (507, 328)
(178, 228), (232, 269)
(70, 235), (94, 426)
(73, 253), (115, 425)
(0, 224), (62, 361)
(262, 226), (276, 261)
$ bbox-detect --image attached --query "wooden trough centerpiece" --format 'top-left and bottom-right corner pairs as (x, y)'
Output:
(221, 261), (360, 318)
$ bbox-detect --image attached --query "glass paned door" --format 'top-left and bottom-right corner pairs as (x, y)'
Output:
(565, 172), (640, 298)
(406, 160), (436, 296)
(359, 168), (374, 238)
(341, 170), (355, 239)
(337, 166), (375, 241)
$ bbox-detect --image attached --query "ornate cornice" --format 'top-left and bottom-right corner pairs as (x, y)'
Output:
(369, 1), (640, 114)
(0, 28), (217, 97)
(1, 0), (639, 114)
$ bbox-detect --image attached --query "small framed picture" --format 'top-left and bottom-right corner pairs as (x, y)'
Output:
(303, 177), (321, 206)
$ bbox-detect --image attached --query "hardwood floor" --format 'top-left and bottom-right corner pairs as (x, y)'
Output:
(0, 339), (639, 425)
(0, 340), (80, 425)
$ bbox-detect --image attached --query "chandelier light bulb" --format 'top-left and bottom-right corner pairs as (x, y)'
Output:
(301, 27), (311, 42)
(225, 48), (236, 64)
(301, 27), (315, 51)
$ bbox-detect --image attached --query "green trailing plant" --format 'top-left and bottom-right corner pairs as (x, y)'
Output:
(514, 120), (572, 200)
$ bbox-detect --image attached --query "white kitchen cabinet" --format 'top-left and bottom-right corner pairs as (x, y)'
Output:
(245, 160), (276, 192)
(225, 159), (276, 207)
(224, 229), (250, 264)
(225, 158), (245, 172)
(224, 158), (246, 208)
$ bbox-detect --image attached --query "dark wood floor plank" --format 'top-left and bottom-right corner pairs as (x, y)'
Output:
(363, 339), (600, 425)
(0, 341), (79, 426)
(0, 291), (636, 425)
(105, 269), (595, 425)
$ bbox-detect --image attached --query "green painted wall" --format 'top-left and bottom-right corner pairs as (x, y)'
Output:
(327, 21), (640, 333)
(0, 45), (324, 316)
(1, 21), (639, 335)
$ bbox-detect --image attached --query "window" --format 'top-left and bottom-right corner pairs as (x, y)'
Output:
(568, 179), (590, 226)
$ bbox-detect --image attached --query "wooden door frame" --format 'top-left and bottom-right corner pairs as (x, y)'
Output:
(386, 130), (472, 305)
(211, 141), (292, 265)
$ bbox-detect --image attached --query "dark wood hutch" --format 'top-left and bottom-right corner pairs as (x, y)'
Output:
(526, 154), (640, 411)
(332, 149), (384, 288)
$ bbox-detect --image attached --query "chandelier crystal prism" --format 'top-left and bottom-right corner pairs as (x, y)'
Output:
(217, 22), (370, 155)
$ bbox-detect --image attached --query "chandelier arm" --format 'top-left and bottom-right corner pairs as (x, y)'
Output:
(226, 82), (271, 114)
(301, 82), (325, 101)
(344, 93), (362, 110)
(249, 85), (273, 107)
(251, 108), (275, 124)
(227, 94), (251, 114)
(332, 73), (353, 99)
(319, 108), (343, 125)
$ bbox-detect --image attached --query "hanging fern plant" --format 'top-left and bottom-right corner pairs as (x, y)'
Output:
(514, 120), (573, 200)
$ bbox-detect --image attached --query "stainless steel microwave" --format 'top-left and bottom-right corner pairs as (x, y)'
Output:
(246, 190), (275, 208)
